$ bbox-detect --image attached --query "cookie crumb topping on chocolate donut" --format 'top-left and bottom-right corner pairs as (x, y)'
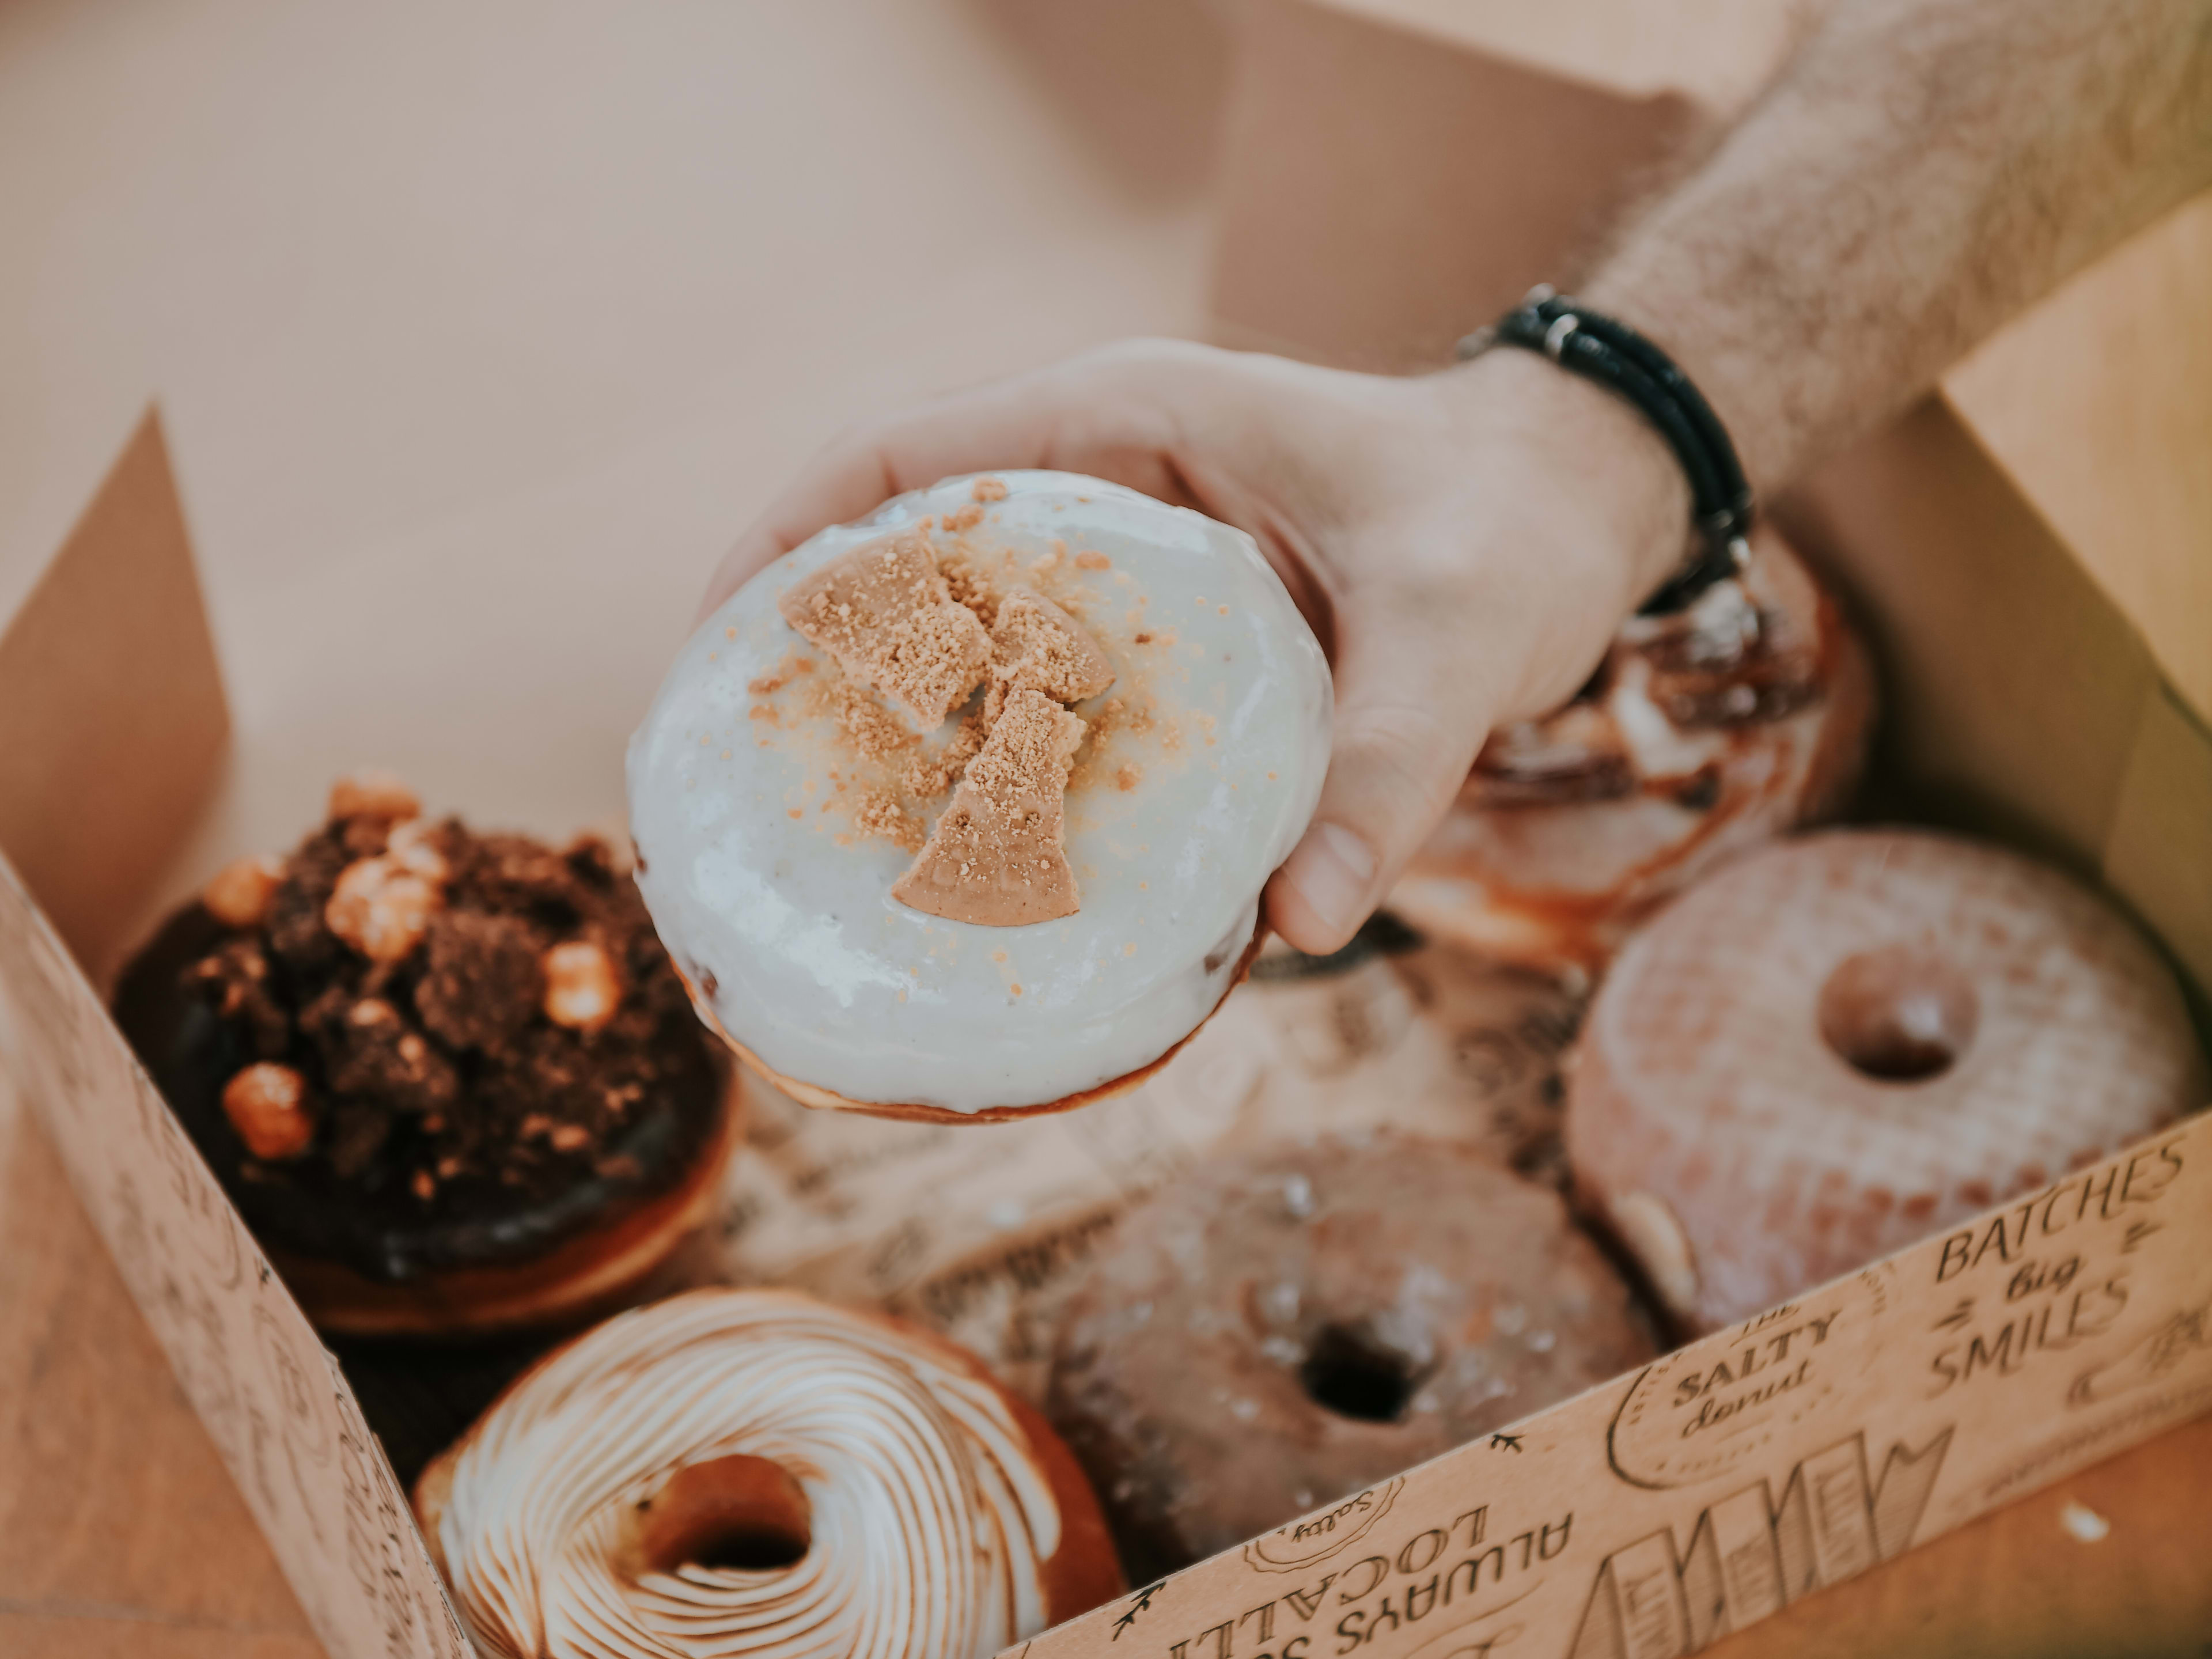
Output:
(116, 776), (725, 1283)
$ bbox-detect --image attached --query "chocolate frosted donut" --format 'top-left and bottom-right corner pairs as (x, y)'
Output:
(1046, 1137), (1654, 1581)
(1567, 829), (2208, 1334)
(113, 778), (735, 1335)
(415, 1289), (1122, 1659)
(1393, 528), (1873, 974)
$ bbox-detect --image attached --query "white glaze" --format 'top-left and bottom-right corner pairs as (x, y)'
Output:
(435, 1289), (1063, 1659)
(627, 472), (1331, 1112)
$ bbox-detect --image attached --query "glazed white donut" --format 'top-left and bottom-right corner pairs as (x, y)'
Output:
(1393, 527), (1873, 974)
(627, 472), (1331, 1117)
(416, 1289), (1120, 1659)
(1566, 830), (2207, 1332)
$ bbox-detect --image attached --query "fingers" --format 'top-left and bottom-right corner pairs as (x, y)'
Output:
(699, 389), (1046, 622)
(706, 430), (899, 615)
(1265, 591), (1504, 955)
(696, 342), (1200, 621)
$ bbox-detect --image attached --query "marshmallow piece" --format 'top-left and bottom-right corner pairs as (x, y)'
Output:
(543, 940), (622, 1032)
(328, 771), (421, 823)
(326, 855), (441, 963)
(778, 532), (991, 729)
(222, 1063), (315, 1160)
(203, 854), (285, 930)
(894, 690), (1085, 926)
(385, 817), (452, 882)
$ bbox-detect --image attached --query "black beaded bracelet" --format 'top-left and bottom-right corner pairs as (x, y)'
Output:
(1459, 286), (1753, 616)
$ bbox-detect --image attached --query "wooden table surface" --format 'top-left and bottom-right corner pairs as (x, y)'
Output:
(5, 1095), (2209, 1659)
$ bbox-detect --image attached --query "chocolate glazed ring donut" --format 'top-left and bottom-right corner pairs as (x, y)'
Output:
(415, 1289), (1122, 1659)
(112, 790), (736, 1336)
(1566, 829), (2208, 1334)
(1392, 527), (1874, 975)
(1045, 1135), (1655, 1582)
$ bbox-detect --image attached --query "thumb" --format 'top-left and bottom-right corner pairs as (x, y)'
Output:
(1264, 608), (1499, 955)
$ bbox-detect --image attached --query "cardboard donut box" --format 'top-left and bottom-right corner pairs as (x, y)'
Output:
(3, 7), (2210, 1658)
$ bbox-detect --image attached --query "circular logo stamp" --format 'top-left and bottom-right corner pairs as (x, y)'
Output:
(1244, 1478), (1404, 1571)
(1608, 1274), (1877, 1490)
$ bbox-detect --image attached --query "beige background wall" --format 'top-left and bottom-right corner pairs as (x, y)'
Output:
(0, 0), (1229, 855)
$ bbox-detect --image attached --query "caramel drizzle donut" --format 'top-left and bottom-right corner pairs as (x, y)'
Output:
(1392, 527), (1873, 974)
(420, 1290), (1098, 1659)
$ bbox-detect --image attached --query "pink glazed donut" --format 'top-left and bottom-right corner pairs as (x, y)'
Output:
(1565, 829), (2206, 1333)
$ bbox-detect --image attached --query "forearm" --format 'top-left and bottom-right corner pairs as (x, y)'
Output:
(1581, 0), (2212, 493)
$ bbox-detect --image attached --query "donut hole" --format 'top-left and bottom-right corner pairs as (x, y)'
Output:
(1818, 944), (1980, 1083)
(632, 1454), (812, 1574)
(1298, 1323), (1430, 1424)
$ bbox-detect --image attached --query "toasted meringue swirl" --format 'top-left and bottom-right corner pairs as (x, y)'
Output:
(433, 1289), (1063, 1659)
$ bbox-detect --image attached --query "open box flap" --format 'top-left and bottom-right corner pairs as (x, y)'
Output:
(1779, 397), (2212, 1001)
(0, 411), (229, 985)
(2107, 686), (2212, 997)
(0, 847), (470, 1659)
(0, 423), (469, 1658)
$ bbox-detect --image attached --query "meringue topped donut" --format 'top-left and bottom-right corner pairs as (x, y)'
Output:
(628, 472), (1331, 1119)
(415, 1289), (1120, 1659)
(1566, 830), (2208, 1334)
(1392, 527), (1873, 974)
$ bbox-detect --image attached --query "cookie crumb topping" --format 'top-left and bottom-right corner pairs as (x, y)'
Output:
(892, 690), (1086, 926)
(777, 533), (993, 728)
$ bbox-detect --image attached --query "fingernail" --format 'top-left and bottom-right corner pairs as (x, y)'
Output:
(1284, 821), (1377, 940)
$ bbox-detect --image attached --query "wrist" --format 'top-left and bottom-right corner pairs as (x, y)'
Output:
(1578, 266), (1795, 494)
(1439, 346), (1692, 611)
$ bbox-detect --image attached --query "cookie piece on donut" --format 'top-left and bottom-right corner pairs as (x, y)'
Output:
(1393, 527), (1873, 974)
(778, 531), (993, 728)
(893, 688), (1086, 925)
(1046, 1135), (1654, 1581)
(416, 1288), (1122, 1659)
(1566, 829), (2208, 1334)
(628, 472), (1332, 1120)
(986, 587), (1116, 722)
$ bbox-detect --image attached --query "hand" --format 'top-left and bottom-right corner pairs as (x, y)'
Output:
(704, 339), (1688, 954)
